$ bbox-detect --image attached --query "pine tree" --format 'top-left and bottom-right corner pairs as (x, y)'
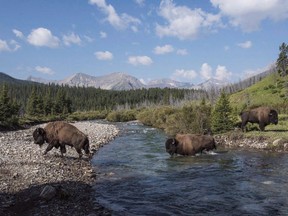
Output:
(0, 85), (19, 124)
(211, 91), (234, 133)
(277, 42), (288, 77)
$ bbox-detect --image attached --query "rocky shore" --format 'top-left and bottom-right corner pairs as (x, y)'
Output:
(0, 121), (119, 216)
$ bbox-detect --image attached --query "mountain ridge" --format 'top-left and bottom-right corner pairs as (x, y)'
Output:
(27, 72), (227, 90)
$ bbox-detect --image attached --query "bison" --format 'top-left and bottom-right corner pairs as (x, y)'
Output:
(240, 107), (278, 132)
(165, 133), (217, 156)
(33, 121), (90, 158)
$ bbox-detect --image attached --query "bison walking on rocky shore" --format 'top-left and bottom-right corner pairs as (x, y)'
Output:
(33, 121), (90, 158)
(240, 107), (278, 132)
(165, 134), (216, 156)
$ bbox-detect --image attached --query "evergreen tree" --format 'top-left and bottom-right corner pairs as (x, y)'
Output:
(211, 91), (234, 133)
(26, 86), (43, 116)
(0, 85), (19, 124)
(277, 42), (288, 76)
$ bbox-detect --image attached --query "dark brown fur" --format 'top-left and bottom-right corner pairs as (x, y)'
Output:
(240, 107), (278, 131)
(165, 134), (216, 156)
(33, 121), (90, 158)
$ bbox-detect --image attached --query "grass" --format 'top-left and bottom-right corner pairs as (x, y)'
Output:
(229, 72), (287, 111)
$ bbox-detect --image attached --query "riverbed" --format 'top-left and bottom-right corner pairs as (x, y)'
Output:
(93, 121), (288, 216)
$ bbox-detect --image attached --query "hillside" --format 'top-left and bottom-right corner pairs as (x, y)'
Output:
(229, 72), (287, 112)
(0, 72), (36, 85)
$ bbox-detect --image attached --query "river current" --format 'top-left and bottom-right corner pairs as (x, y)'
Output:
(92, 121), (288, 216)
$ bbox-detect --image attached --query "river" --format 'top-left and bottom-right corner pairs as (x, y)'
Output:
(92, 121), (288, 216)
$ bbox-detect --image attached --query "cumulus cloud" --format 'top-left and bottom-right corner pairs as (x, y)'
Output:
(134, 0), (145, 6)
(172, 63), (232, 82)
(200, 63), (213, 80)
(89, 0), (141, 31)
(171, 69), (198, 80)
(13, 29), (24, 39)
(35, 66), (55, 75)
(215, 65), (232, 80)
(211, 0), (288, 31)
(100, 31), (107, 38)
(153, 44), (174, 54)
(63, 33), (81, 46)
(27, 28), (60, 48)
(128, 56), (153, 66)
(0, 39), (20, 52)
(237, 40), (252, 49)
(94, 51), (113, 60)
(176, 49), (188, 55)
(0, 39), (11, 52)
(156, 0), (222, 40)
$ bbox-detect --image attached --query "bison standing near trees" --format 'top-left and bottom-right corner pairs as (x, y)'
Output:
(33, 121), (90, 158)
(165, 134), (217, 156)
(240, 107), (278, 132)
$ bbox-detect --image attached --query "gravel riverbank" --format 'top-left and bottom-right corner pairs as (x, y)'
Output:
(0, 121), (119, 216)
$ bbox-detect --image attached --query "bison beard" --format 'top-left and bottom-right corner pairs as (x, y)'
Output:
(32, 121), (90, 159)
(165, 134), (216, 156)
(240, 107), (278, 132)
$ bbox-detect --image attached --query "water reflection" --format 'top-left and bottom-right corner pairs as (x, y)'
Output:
(93, 122), (288, 216)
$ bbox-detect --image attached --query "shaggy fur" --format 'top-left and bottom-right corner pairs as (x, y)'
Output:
(33, 121), (90, 158)
(240, 107), (278, 131)
(165, 133), (216, 156)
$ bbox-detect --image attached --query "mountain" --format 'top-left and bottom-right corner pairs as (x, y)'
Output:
(147, 79), (194, 89)
(59, 72), (145, 90)
(1, 72), (36, 85)
(195, 78), (230, 90)
(27, 72), (229, 90)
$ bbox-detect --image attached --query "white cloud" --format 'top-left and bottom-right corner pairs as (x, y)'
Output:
(237, 40), (252, 49)
(200, 63), (213, 79)
(176, 49), (188, 55)
(89, 0), (141, 31)
(13, 29), (24, 39)
(63, 33), (81, 46)
(153, 44), (174, 54)
(0, 39), (20, 52)
(171, 69), (198, 81)
(0, 39), (11, 52)
(128, 56), (153, 66)
(211, 0), (288, 32)
(35, 66), (55, 75)
(94, 51), (113, 60)
(156, 0), (222, 40)
(215, 65), (232, 80)
(100, 31), (107, 38)
(134, 0), (145, 7)
(27, 28), (60, 48)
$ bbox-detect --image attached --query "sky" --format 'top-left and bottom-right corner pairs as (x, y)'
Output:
(1, 0), (288, 85)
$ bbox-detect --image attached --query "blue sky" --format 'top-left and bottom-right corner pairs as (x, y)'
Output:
(1, 0), (288, 85)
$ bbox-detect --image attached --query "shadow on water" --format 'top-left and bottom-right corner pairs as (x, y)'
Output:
(92, 122), (288, 216)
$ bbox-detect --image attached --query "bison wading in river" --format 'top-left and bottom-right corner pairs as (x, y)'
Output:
(165, 134), (216, 156)
(33, 121), (90, 158)
(240, 107), (278, 132)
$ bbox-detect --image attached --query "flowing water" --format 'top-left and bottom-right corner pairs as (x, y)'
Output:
(92, 122), (288, 216)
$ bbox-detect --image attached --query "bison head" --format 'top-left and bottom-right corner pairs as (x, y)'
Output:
(269, 109), (278, 125)
(165, 138), (178, 156)
(32, 128), (46, 146)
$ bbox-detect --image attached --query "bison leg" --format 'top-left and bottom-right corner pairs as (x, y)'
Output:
(60, 145), (67, 157)
(75, 148), (83, 159)
(241, 121), (247, 132)
(43, 143), (54, 155)
(259, 123), (266, 131)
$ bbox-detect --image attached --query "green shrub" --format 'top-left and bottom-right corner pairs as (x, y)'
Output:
(106, 109), (137, 122)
